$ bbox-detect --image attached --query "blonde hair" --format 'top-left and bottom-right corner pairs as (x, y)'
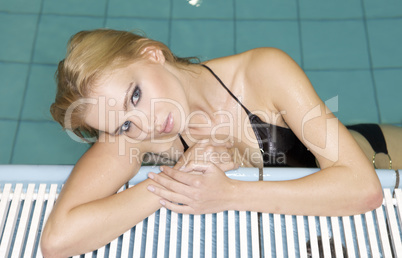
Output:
(50, 29), (198, 141)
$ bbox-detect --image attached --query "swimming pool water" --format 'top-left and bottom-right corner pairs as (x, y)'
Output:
(1, 0), (401, 164)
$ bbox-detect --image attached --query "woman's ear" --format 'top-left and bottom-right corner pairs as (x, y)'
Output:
(141, 46), (165, 64)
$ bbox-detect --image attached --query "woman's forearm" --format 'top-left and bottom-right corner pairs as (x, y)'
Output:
(41, 179), (162, 258)
(230, 165), (383, 217)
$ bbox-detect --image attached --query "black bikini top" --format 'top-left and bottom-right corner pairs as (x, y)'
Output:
(179, 64), (317, 167)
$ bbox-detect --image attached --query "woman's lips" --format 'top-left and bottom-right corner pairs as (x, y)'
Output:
(160, 113), (174, 134)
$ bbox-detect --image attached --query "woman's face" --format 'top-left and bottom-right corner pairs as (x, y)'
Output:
(84, 54), (189, 142)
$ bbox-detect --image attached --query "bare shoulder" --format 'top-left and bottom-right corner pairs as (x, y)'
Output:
(205, 48), (291, 89)
(241, 48), (316, 103)
(207, 47), (289, 71)
(238, 47), (291, 64)
(238, 48), (300, 113)
(202, 48), (298, 120)
(241, 48), (301, 80)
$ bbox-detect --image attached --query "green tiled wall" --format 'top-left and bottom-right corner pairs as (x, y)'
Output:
(1, 0), (401, 164)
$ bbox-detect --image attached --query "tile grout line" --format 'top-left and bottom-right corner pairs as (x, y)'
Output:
(295, 0), (304, 69)
(167, 0), (174, 49)
(2, 60), (402, 72)
(233, 0), (237, 54)
(0, 118), (55, 123)
(9, 0), (45, 164)
(2, 10), (402, 22)
(103, 0), (110, 27)
(360, 0), (382, 123)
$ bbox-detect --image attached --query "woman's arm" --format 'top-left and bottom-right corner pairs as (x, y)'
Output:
(252, 48), (383, 215)
(40, 134), (162, 258)
(147, 48), (383, 217)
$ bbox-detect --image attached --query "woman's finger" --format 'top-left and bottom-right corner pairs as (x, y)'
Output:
(217, 160), (239, 172)
(173, 141), (234, 170)
(202, 145), (232, 164)
(172, 161), (211, 173)
(148, 171), (192, 193)
(174, 154), (190, 169)
(159, 200), (196, 214)
(173, 141), (209, 169)
(159, 166), (205, 186)
(147, 184), (192, 205)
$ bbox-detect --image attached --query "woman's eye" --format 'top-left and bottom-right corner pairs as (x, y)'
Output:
(131, 86), (141, 106)
(120, 121), (131, 133)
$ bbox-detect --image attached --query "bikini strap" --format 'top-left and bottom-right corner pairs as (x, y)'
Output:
(201, 64), (253, 116)
(179, 64), (250, 154)
(346, 124), (392, 169)
(178, 133), (189, 152)
(346, 124), (388, 155)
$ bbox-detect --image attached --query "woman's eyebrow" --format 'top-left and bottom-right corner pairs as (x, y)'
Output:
(112, 82), (135, 135)
(123, 82), (134, 112)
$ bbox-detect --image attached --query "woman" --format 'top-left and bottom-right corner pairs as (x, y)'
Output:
(41, 29), (401, 257)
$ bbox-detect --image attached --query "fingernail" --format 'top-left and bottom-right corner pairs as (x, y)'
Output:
(160, 200), (166, 206)
(159, 166), (164, 171)
(148, 173), (154, 179)
(147, 185), (155, 192)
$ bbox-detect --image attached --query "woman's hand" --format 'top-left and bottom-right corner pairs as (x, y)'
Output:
(174, 140), (236, 171)
(147, 161), (239, 214)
